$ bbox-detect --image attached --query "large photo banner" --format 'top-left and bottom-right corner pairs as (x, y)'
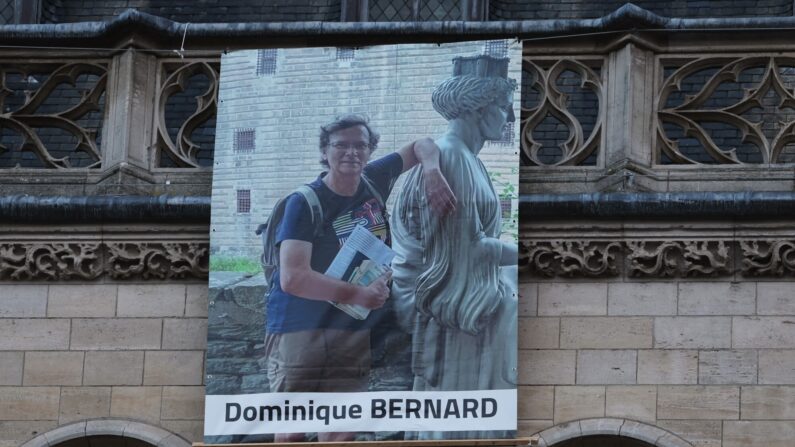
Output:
(205, 40), (521, 443)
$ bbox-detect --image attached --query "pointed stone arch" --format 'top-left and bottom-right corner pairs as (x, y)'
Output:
(535, 418), (693, 447)
(20, 419), (190, 447)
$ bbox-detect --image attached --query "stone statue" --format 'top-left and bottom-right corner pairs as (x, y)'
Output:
(390, 54), (519, 440)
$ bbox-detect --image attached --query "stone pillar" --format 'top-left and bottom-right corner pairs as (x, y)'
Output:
(102, 49), (158, 172)
(604, 42), (656, 170)
(461, 0), (489, 20)
(14, 0), (40, 24)
(341, 0), (368, 21)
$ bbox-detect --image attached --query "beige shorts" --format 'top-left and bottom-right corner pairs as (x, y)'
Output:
(264, 328), (371, 393)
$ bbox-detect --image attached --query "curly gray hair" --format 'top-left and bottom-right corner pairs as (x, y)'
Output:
(431, 75), (517, 121)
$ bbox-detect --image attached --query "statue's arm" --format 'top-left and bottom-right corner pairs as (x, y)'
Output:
(396, 138), (456, 216)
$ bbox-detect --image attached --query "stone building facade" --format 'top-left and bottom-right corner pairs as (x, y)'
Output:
(2, 1), (795, 447)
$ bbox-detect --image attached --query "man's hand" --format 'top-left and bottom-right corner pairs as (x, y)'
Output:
(423, 167), (457, 217)
(352, 270), (392, 309)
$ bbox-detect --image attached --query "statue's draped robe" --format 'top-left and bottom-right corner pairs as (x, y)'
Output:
(391, 136), (518, 440)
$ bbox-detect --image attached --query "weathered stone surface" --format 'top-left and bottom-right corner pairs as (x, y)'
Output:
(518, 282), (537, 316)
(577, 350), (637, 384)
(71, 318), (162, 350)
(186, 283), (209, 317)
(144, 351), (205, 385)
(0, 351), (23, 385)
(207, 341), (254, 358)
(538, 283), (607, 316)
(47, 284), (117, 317)
(227, 275), (268, 310)
(757, 282), (795, 315)
(0, 387), (60, 420)
(578, 418), (624, 437)
(162, 318), (208, 350)
(605, 385), (656, 422)
(654, 317), (731, 349)
(539, 420), (581, 446)
(160, 420), (203, 444)
(554, 386), (605, 423)
(41, 421), (85, 446)
(208, 272), (250, 301)
(241, 374), (270, 393)
(83, 351), (144, 385)
(0, 285), (47, 317)
(561, 317), (652, 349)
(619, 420), (669, 445)
(741, 386), (795, 419)
(518, 350), (576, 385)
(0, 421), (58, 447)
(518, 386), (553, 420)
(517, 420), (552, 438)
(205, 374), (241, 395)
(758, 350), (795, 384)
(206, 358), (260, 375)
(162, 386), (205, 420)
(608, 282), (676, 315)
(0, 319), (70, 350)
(656, 419), (722, 447)
(637, 350), (698, 384)
(698, 350), (757, 384)
(519, 317), (559, 349)
(723, 421), (795, 447)
(110, 386), (162, 423)
(657, 385), (739, 419)
(117, 284), (186, 317)
(59, 386), (111, 424)
(23, 351), (84, 385)
(733, 317), (795, 349)
(678, 282), (755, 315)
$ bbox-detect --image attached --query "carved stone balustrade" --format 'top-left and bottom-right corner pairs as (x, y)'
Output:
(0, 50), (219, 196)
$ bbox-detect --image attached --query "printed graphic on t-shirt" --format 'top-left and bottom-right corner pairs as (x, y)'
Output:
(332, 198), (389, 246)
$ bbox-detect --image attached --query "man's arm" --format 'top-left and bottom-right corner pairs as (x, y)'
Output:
(396, 138), (457, 216)
(279, 239), (390, 310)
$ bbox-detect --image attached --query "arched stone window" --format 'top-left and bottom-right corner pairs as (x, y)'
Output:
(21, 420), (189, 447)
(535, 418), (693, 447)
(553, 435), (655, 447)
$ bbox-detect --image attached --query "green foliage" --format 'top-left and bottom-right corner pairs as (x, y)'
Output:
(210, 256), (262, 273)
(489, 170), (519, 243)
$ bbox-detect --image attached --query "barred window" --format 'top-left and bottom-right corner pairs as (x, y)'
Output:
(256, 49), (278, 76)
(337, 47), (356, 61)
(484, 40), (509, 58)
(237, 189), (251, 213)
(491, 122), (514, 146)
(234, 128), (255, 153)
(500, 198), (512, 219)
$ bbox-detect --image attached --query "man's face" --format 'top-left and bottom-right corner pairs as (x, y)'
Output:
(323, 125), (372, 177)
(478, 91), (515, 141)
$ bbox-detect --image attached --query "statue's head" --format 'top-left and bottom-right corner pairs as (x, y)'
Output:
(432, 55), (518, 140)
(318, 114), (380, 168)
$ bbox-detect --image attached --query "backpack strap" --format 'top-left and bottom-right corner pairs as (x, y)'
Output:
(295, 184), (324, 237)
(258, 184), (324, 286)
(360, 173), (384, 209)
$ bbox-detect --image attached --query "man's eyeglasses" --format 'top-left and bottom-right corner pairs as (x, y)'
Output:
(330, 142), (370, 153)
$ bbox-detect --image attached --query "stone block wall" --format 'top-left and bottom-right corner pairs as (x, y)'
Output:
(0, 282), (209, 447)
(516, 276), (795, 447)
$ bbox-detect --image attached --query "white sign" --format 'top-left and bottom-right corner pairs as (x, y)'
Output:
(205, 389), (517, 435)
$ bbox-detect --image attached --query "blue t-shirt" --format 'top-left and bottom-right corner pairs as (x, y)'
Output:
(267, 152), (403, 333)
